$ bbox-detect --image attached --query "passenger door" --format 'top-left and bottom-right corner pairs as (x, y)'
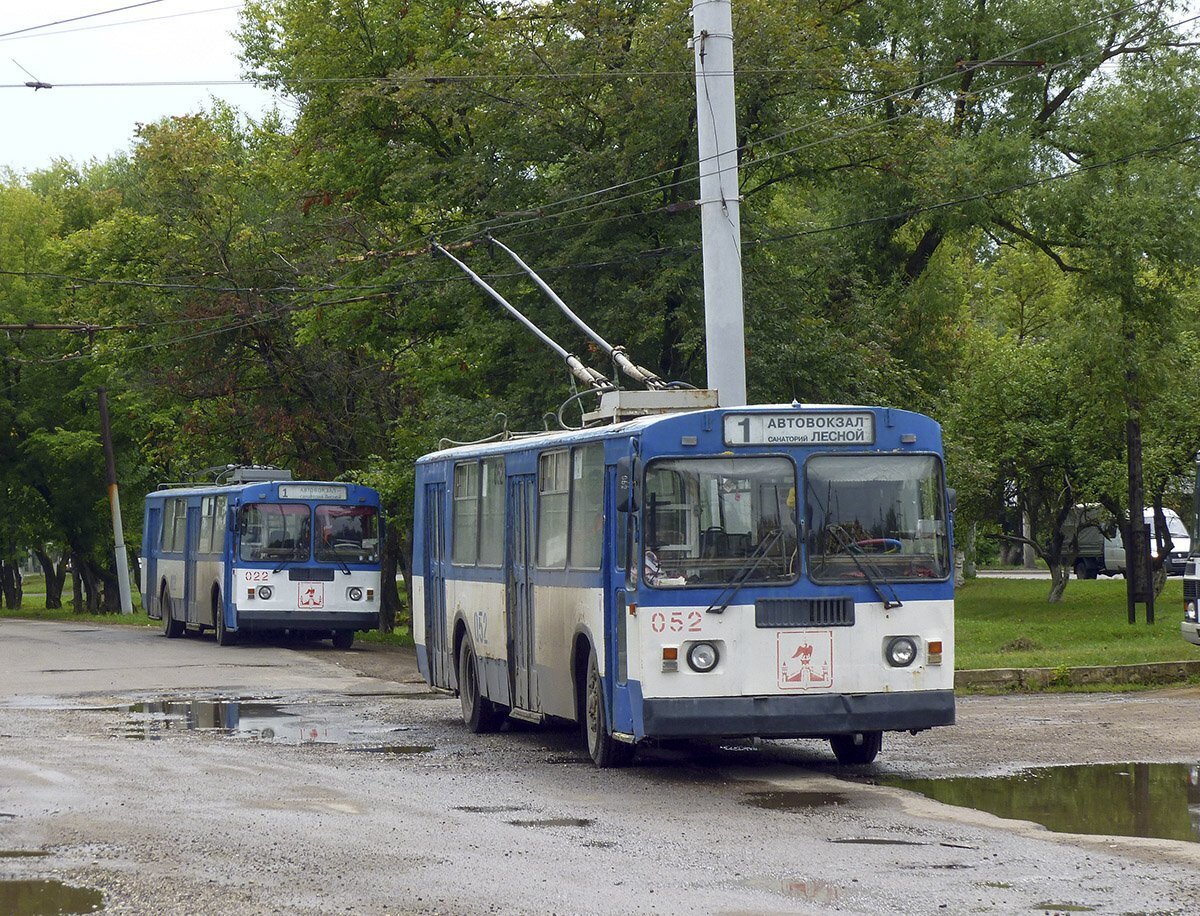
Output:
(507, 474), (537, 711)
(184, 504), (201, 624)
(423, 484), (450, 687)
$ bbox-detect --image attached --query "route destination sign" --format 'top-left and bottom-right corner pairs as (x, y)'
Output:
(723, 412), (875, 446)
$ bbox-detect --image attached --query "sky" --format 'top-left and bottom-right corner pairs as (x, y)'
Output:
(1, 2), (279, 174)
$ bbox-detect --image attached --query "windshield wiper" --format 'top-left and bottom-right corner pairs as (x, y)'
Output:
(705, 528), (785, 615)
(829, 526), (903, 609)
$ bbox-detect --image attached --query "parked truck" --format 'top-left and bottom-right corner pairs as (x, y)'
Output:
(1063, 506), (1191, 579)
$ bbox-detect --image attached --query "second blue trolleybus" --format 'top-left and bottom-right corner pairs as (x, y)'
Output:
(413, 402), (955, 766)
(141, 468), (383, 648)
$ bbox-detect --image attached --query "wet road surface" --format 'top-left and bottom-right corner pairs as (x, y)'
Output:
(1, 618), (1198, 915)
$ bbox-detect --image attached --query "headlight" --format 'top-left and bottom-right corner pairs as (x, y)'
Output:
(686, 641), (719, 673)
(1186, 601), (1198, 623)
(257, 585), (273, 600)
(348, 586), (364, 602)
(885, 636), (918, 667)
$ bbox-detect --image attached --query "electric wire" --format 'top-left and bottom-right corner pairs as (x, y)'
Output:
(0, 1), (166, 40)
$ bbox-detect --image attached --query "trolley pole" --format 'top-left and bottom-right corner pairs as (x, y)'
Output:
(98, 388), (134, 614)
(691, 0), (747, 406)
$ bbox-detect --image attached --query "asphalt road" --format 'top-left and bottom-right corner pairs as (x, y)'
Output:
(2, 618), (1198, 915)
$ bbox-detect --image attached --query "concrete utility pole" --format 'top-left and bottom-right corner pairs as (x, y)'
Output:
(691, 0), (747, 407)
(98, 389), (134, 615)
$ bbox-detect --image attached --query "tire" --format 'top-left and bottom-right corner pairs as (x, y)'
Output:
(583, 647), (634, 768)
(215, 604), (238, 647)
(331, 630), (354, 650)
(160, 586), (184, 639)
(829, 730), (882, 765)
(1075, 560), (1097, 580)
(458, 638), (504, 733)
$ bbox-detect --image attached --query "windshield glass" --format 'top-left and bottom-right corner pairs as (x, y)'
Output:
(239, 503), (311, 562)
(643, 457), (798, 588)
(806, 454), (949, 582)
(315, 505), (381, 563)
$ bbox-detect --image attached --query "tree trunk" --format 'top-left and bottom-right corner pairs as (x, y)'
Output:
(380, 522), (400, 633)
(0, 561), (21, 609)
(35, 549), (66, 610)
(1047, 563), (1069, 603)
(71, 561), (84, 613)
(962, 523), (977, 579)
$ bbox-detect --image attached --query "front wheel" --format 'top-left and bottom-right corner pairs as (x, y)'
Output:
(458, 638), (504, 733)
(215, 606), (238, 647)
(583, 648), (634, 768)
(331, 630), (354, 650)
(829, 730), (882, 765)
(161, 587), (184, 639)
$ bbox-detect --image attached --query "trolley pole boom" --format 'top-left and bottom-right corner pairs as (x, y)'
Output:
(691, 0), (747, 407)
(432, 241), (611, 392)
(486, 236), (668, 390)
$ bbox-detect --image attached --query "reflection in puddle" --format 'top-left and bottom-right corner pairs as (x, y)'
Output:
(742, 877), (843, 904)
(744, 790), (848, 811)
(114, 698), (406, 747)
(507, 817), (593, 828)
(883, 762), (1200, 843)
(0, 879), (103, 915)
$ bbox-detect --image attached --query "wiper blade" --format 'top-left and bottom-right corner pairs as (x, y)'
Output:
(830, 526), (903, 609)
(705, 528), (784, 615)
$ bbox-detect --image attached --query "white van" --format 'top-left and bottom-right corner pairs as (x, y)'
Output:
(1102, 507), (1191, 577)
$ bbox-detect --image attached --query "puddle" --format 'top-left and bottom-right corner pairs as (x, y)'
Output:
(0, 850), (49, 858)
(744, 791), (849, 811)
(0, 878), (103, 915)
(113, 697), (404, 747)
(882, 762), (1200, 843)
(348, 745), (433, 756)
(507, 817), (593, 828)
(742, 877), (843, 904)
(830, 837), (929, 846)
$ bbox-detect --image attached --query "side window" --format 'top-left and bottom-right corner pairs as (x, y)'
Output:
(161, 498), (186, 553)
(452, 462), (480, 566)
(478, 458), (506, 567)
(214, 496), (228, 554)
(538, 450), (570, 568)
(569, 445), (604, 569)
(200, 496), (214, 554)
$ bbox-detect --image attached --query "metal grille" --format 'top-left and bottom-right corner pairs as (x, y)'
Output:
(288, 568), (336, 582)
(755, 597), (855, 628)
(1184, 578), (1200, 601)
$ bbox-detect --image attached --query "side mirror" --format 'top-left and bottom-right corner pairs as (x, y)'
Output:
(946, 487), (958, 514)
(616, 457), (638, 513)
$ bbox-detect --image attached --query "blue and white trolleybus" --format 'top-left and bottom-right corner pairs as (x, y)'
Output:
(141, 467), (383, 648)
(413, 402), (954, 766)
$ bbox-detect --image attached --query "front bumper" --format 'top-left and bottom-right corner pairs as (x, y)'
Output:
(640, 689), (955, 739)
(1182, 621), (1200, 647)
(236, 609), (378, 632)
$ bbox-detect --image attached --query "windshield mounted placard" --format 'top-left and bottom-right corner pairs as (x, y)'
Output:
(724, 412), (875, 446)
(278, 484), (348, 501)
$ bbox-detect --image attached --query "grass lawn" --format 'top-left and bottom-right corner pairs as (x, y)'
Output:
(956, 576), (1197, 670)
(5, 572), (415, 646)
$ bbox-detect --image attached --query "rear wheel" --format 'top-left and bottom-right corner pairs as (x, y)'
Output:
(160, 586), (184, 639)
(458, 638), (504, 733)
(583, 648), (634, 768)
(829, 730), (882, 765)
(331, 630), (354, 650)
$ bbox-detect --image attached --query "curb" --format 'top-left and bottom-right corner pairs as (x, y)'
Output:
(955, 659), (1200, 690)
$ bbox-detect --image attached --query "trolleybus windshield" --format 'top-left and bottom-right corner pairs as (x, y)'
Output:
(315, 505), (381, 563)
(643, 456), (799, 587)
(239, 503), (311, 562)
(805, 454), (949, 583)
